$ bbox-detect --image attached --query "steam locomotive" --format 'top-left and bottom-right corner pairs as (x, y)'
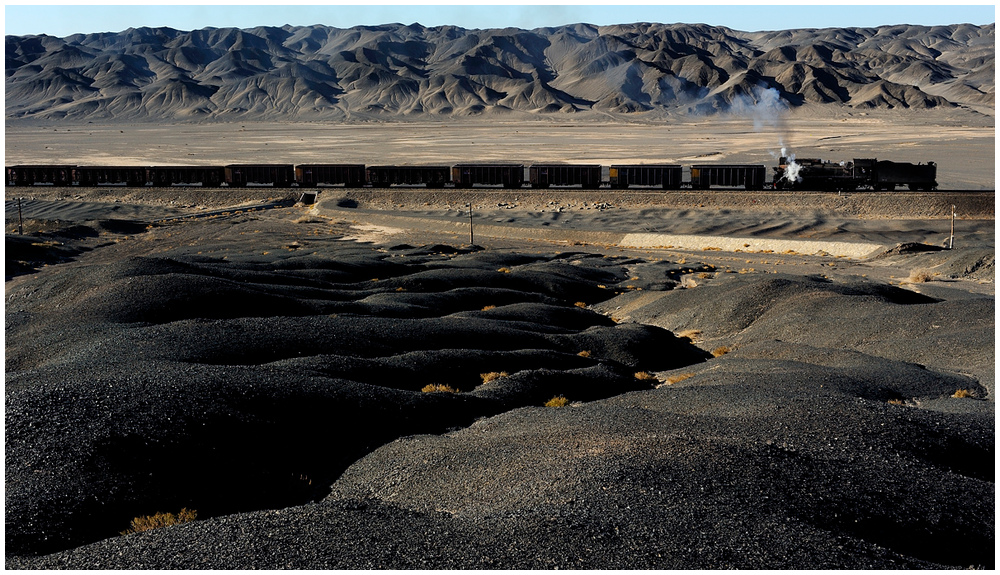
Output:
(773, 157), (938, 191)
(6, 158), (936, 191)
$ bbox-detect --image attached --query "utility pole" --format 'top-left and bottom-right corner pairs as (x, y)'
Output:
(949, 204), (955, 249)
(468, 203), (474, 245)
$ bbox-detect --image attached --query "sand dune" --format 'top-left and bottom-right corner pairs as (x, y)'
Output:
(5, 22), (994, 122)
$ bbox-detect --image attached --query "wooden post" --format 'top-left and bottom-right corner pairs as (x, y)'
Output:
(949, 204), (955, 250)
(468, 203), (474, 245)
(18, 197), (24, 235)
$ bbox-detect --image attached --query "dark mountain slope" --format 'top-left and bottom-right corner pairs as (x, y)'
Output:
(5, 22), (994, 122)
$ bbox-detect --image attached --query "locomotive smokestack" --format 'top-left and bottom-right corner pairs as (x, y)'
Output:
(778, 147), (802, 185)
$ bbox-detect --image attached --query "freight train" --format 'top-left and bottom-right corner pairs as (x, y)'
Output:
(6, 158), (936, 191)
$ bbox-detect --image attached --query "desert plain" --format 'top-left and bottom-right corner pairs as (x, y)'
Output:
(4, 105), (996, 569)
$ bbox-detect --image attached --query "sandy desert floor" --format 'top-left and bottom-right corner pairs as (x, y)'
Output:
(5, 106), (996, 189)
(4, 111), (995, 569)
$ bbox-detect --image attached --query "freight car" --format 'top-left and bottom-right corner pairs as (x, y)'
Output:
(224, 164), (295, 187)
(366, 165), (451, 188)
(451, 164), (524, 188)
(74, 166), (149, 187)
(529, 164), (602, 189)
(6, 165), (75, 186)
(147, 166), (226, 187)
(690, 164), (766, 190)
(609, 165), (683, 189)
(295, 164), (366, 188)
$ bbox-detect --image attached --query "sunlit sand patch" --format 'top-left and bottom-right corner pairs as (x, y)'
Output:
(620, 233), (885, 259)
(342, 223), (406, 243)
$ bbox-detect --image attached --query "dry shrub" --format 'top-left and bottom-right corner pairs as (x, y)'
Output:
(908, 269), (934, 283)
(634, 371), (657, 381)
(697, 272), (712, 279)
(497, 267), (512, 273)
(666, 372), (695, 385)
(545, 396), (569, 407)
(711, 346), (731, 357)
(952, 389), (973, 399)
(887, 399), (905, 406)
(122, 508), (197, 535)
(421, 384), (458, 393)
(577, 350), (592, 358)
(702, 246), (722, 251)
(480, 371), (509, 384)
(574, 301), (587, 308)
(676, 329), (702, 342)
(481, 305), (496, 311)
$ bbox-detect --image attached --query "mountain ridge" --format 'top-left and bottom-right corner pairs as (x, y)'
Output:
(5, 22), (995, 123)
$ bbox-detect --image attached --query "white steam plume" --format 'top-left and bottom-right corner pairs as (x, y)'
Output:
(728, 85), (800, 181)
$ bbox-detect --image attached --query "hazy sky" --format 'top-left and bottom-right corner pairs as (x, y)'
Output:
(4, 3), (996, 37)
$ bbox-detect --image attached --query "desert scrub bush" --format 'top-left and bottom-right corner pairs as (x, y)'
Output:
(481, 305), (497, 311)
(887, 399), (906, 406)
(664, 372), (695, 385)
(907, 269), (935, 283)
(122, 508), (197, 535)
(545, 396), (569, 407)
(577, 350), (592, 358)
(634, 371), (658, 382)
(421, 384), (458, 393)
(952, 389), (974, 399)
(480, 371), (509, 384)
(497, 267), (512, 273)
(676, 329), (702, 342)
(574, 301), (587, 308)
(711, 346), (731, 357)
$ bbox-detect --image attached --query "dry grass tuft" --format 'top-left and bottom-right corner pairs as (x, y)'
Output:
(634, 371), (658, 381)
(480, 371), (509, 384)
(887, 399), (906, 406)
(497, 267), (512, 273)
(421, 384), (458, 393)
(481, 305), (496, 311)
(907, 269), (935, 283)
(577, 350), (592, 358)
(711, 346), (731, 357)
(545, 396), (569, 407)
(122, 508), (197, 535)
(665, 372), (695, 385)
(676, 329), (702, 342)
(574, 301), (587, 308)
(952, 389), (973, 399)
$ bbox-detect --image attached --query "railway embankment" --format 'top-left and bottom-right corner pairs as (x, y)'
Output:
(326, 189), (995, 219)
(4, 187), (994, 219)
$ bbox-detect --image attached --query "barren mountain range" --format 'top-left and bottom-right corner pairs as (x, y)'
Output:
(5, 22), (995, 122)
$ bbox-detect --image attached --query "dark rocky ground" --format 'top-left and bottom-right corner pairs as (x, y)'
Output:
(5, 202), (994, 569)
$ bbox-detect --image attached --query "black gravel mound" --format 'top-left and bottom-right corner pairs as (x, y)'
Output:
(5, 240), (708, 558)
(9, 354), (993, 569)
(5, 213), (992, 569)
